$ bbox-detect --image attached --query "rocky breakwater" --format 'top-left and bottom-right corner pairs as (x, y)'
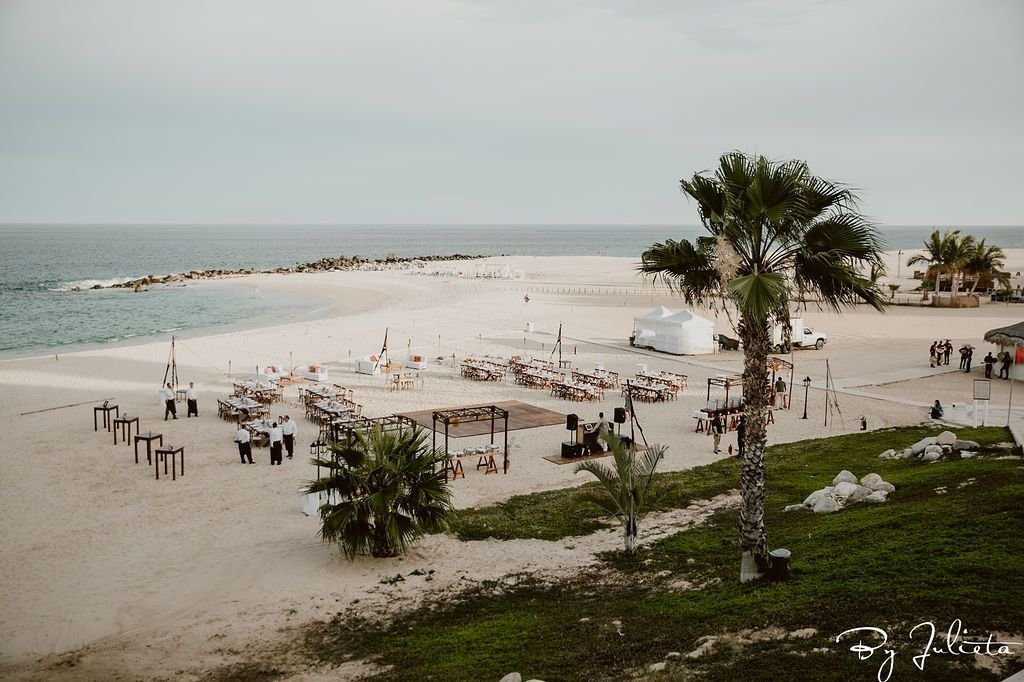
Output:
(76, 254), (490, 291)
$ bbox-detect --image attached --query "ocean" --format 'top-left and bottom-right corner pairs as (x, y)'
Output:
(2, 224), (1022, 357)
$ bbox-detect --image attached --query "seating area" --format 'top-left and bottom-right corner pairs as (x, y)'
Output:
(444, 444), (502, 478)
(636, 369), (687, 394)
(217, 396), (267, 421)
(231, 379), (283, 405)
(510, 357), (565, 389)
(461, 358), (507, 381)
(622, 379), (675, 402)
(390, 373), (424, 391)
(571, 367), (619, 389)
(550, 380), (602, 402)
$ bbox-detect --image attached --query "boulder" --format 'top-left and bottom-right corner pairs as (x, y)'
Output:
(960, 451), (977, 459)
(869, 481), (896, 493)
(900, 448), (915, 459)
(911, 437), (937, 455)
(812, 496), (840, 514)
(784, 504), (804, 512)
(500, 674), (523, 682)
(860, 473), (883, 488)
(832, 470), (859, 485)
(936, 430), (957, 446)
(863, 491), (889, 503)
(833, 481), (871, 503)
(954, 439), (980, 451)
(878, 449), (896, 459)
(802, 487), (834, 508)
(647, 662), (668, 673)
(921, 451), (941, 462)
(924, 444), (943, 456)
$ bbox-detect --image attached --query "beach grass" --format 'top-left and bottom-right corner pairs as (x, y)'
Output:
(295, 425), (1024, 681)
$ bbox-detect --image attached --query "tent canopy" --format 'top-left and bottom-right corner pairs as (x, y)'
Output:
(633, 306), (714, 355)
(984, 321), (1024, 347)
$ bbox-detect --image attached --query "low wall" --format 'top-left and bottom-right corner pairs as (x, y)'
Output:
(931, 294), (980, 308)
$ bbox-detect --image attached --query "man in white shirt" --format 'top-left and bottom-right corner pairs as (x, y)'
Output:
(234, 425), (253, 464)
(269, 422), (284, 465)
(161, 383), (177, 420)
(185, 382), (199, 418)
(280, 415), (297, 459)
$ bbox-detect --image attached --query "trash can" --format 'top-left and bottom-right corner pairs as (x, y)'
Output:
(768, 548), (791, 581)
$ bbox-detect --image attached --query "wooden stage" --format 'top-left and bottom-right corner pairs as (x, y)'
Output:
(396, 400), (566, 438)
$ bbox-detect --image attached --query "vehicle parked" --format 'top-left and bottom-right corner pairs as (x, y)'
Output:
(771, 318), (828, 352)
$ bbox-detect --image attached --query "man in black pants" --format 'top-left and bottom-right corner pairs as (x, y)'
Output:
(185, 382), (199, 417)
(281, 415), (297, 459)
(269, 421), (284, 465)
(983, 352), (996, 378)
(235, 424), (253, 464)
(161, 383), (177, 420)
(964, 347), (974, 373)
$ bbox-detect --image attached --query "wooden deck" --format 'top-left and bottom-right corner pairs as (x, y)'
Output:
(396, 400), (566, 438)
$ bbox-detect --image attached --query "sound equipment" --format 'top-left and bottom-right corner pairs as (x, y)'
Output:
(614, 407), (626, 424)
(566, 413), (579, 431)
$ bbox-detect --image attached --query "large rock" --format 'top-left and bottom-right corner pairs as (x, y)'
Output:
(869, 481), (896, 493)
(924, 444), (943, 456)
(812, 496), (840, 514)
(911, 437), (937, 455)
(921, 451), (942, 462)
(832, 470), (858, 485)
(860, 473), (883, 488)
(954, 439), (980, 451)
(863, 490), (889, 503)
(960, 451), (977, 459)
(833, 481), (871, 503)
(900, 448), (915, 459)
(500, 674), (523, 682)
(878, 449), (896, 460)
(784, 504), (804, 512)
(936, 430), (957, 446)
(803, 487), (834, 508)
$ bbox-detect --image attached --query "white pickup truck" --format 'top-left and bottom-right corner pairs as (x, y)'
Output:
(771, 318), (828, 352)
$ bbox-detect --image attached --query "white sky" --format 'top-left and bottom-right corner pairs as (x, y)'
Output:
(1, 0), (1021, 224)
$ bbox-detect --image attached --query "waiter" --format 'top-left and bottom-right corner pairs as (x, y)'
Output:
(234, 424), (253, 464)
(269, 421), (284, 465)
(161, 383), (177, 420)
(185, 382), (199, 417)
(281, 415), (297, 459)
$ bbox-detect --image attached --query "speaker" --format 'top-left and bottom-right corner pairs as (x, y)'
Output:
(614, 407), (626, 424)
(566, 413), (579, 431)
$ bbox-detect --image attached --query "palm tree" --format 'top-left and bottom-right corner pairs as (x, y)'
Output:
(575, 433), (666, 553)
(964, 239), (1009, 295)
(907, 229), (975, 301)
(305, 425), (452, 558)
(639, 152), (886, 582)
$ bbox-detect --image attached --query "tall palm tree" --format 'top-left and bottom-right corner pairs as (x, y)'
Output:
(639, 152), (886, 582)
(305, 425), (452, 558)
(964, 239), (1009, 295)
(575, 433), (667, 553)
(907, 229), (975, 300)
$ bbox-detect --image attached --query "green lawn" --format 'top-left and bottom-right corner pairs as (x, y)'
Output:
(295, 426), (1024, 682)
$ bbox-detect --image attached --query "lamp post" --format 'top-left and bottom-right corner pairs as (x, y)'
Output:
(801, 376), (812, 420)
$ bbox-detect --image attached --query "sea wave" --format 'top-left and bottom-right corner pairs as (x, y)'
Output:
(52, 276), (141, 292)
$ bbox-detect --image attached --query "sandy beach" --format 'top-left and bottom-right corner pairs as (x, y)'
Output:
(2, 251), (1023, 680)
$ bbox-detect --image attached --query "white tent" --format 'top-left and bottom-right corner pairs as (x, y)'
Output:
(632, 306), (714, 355)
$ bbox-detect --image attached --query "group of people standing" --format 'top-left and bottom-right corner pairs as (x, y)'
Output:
(234, 415), (298, 465)
(709, 413), (745, 459)
(928, 340), (956, 368)
(158, 382), (200, 420)
(983, 351), (1015, 380)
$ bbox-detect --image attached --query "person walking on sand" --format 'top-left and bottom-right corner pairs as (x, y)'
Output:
(269, 422), (283, 465)
(161, 383), (177, 420)
(235, 424), (253, 464)
(943, 340), (952, 366)
(983, 352), (996, 379)
(185, 381), (199, 417)
(710, 414), (725, 454)
(736, 415), (746, 459)
(964, 347), (974, 373)
(929, 342), (938, 368)
(774, 376), (787, 408)
(281, 415), (297, 459)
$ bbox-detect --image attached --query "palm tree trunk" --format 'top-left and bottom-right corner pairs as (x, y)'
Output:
(737, 317), (771, 582)
(624, 515), (638, 553)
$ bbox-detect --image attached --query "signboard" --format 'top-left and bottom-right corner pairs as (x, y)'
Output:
(973, 379), (991, 401)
